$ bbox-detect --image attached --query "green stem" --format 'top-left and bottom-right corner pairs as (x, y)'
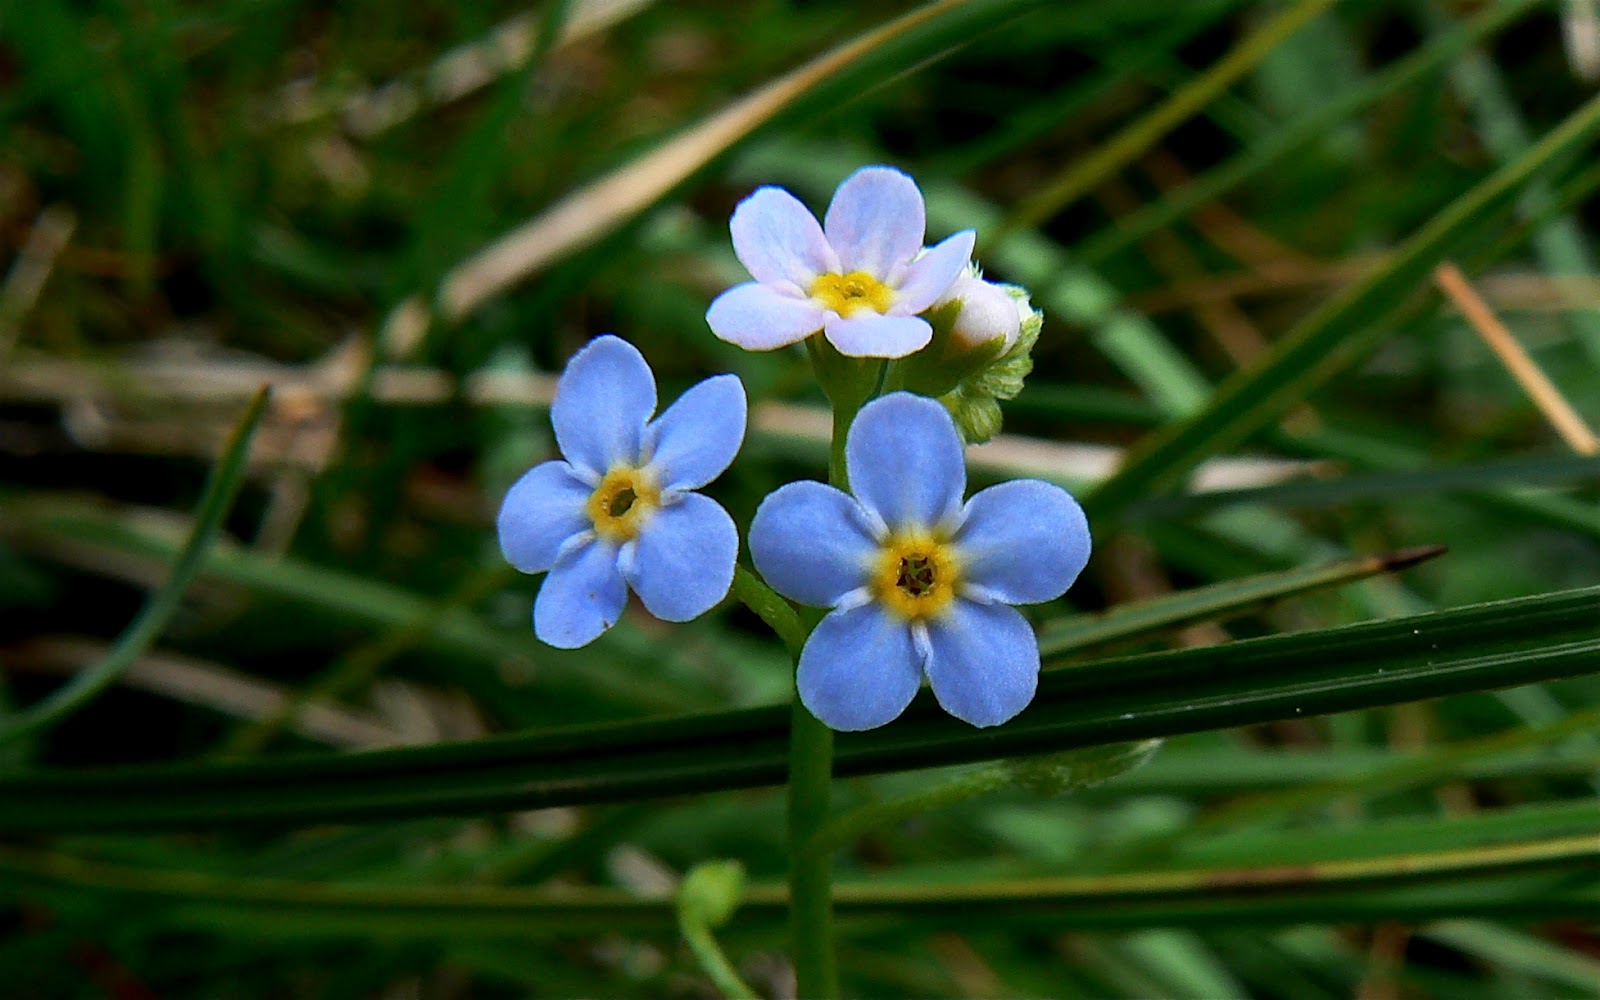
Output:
(731, 566), (807, 658)
(786, 387), (858, 1000)
(788, 703), (836, 998)
(0, 387), (270, 748)
(678, 916), (759, 1000)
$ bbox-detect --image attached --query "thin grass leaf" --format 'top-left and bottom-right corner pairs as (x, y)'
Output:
(0, 388), (270, 747)
(1038, 545), (1446, 656)
(1125, 451), (1600, 520)
(1075, 0), (1542, 265)
(0, 500), (699, 714)
(3, 584), (1599, 832)
(1084, 85), (1600, 520)
(993, 0), (1338, 242)
(3, 829), (1597, 936)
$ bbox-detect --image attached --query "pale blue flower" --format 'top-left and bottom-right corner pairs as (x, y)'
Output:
(498, 335), (746, 649)
(706, 166), (975, 359)
(748, 393), (1090, 730)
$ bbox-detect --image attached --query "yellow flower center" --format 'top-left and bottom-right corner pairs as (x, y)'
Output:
(810, 270), (895, 317)
(871, 529), (961, 621)
(586, 465), (661, 543)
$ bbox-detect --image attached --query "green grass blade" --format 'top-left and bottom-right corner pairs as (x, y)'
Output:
(1076, 0), (1541, 265)
(1126, 451), (1600, 520)
(1038, 545), (1446, 656)
(3, 585), (1599, 832)
(3, 828), (1597, 936)
(1096, 744), (1600, 797)
(994, 0), (1338, 241)
(0, 387), (270, 747)
(2, 501), (699, 714)
(1083, 85), (1600, 520)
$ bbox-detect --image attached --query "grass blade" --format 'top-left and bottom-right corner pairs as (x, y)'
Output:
(994, 0), (1338, 241)
(1083, 85), (1600, 521)
(3, 584), (1599, 831)
(0, 388), (270, 747)
(1038, 545), (1446, 655)
(2, 829), (1596, 936)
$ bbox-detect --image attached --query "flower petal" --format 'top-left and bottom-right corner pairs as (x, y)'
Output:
(798, 602), (923, 731)
(845, 392), (965, 530)
(497, 460), (592, 574)
(956, 480), (1091, 605)
(730, 186), (839, 287)
(550, 335), (656, 477)
(646, 374), (747, 491)
(749, 480), (878, 607)
(707, 282), (827, 351)
(824, 166), (925, 278)
(627, 493), (738, 622)
(822, 313), (932, 359)
(924, 600), (1039, 727)
(533, 537), (627, 649)
(893, 230), (976, 314)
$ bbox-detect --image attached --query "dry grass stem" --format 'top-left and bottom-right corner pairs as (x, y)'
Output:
(1435, 262), (1600, 455)
(0, 353), (1317, 490)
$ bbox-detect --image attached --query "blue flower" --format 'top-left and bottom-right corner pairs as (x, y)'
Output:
(706, 166), (975, 359)
(497, 335), (746, 649)
(748, 393), (1090, 730)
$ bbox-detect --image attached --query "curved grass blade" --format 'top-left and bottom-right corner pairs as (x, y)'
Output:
(1038, 545), (1446, 656)
(2, 831), (1597, 936)
(2, 585), (1599, 832)
(1083, 85), (1600, 521)
(0, 387), (270, 747)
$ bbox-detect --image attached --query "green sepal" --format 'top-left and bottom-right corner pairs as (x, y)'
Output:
(805, 334), (881, 415)
(894, 299), (1002, 398)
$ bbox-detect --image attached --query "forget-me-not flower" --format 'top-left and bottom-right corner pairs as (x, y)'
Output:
(748, 393), (1090, 730)
(497, 335), (746, 648)
(706, 166), (975, 359)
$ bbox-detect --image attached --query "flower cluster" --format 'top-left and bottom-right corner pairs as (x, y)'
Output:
(497, 166), (1090, 730)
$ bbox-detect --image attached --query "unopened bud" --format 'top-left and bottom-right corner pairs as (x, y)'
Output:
(677, 860), (745, 929)
(937, 275), (1023, 354)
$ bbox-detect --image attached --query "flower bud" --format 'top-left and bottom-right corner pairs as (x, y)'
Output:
(677, 859), (746, 928)
(936, 275), (1023, 354)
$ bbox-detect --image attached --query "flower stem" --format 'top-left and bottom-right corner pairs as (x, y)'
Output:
(679, 918), (759, 1000)
(788, 699), (837, 998)
(785, 386), (862, 1000)
(731, 565), (806, 658)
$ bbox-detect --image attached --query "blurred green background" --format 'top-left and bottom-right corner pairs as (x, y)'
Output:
(5, 0), (1600, 996)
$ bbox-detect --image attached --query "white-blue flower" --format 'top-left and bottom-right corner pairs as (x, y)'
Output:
(497, 335), (746, 649)
(706, 166), (975, 359)
(748, 393), (1090, 730)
